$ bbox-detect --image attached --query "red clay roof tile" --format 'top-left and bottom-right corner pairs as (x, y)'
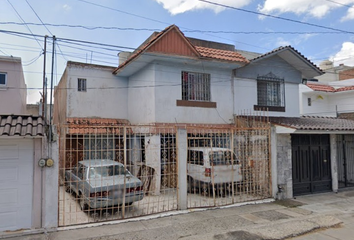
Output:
(307, 83), (354, 93)
(0, 115), (44, 137)
(336, 86), (354, 92)
(306, 83), (335, 92)
(195, 46), (249, 63)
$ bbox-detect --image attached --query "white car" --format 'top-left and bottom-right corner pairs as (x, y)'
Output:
(187, 147), (243, 196)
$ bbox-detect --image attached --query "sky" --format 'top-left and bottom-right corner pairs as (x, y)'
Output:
(0, 0), (354, 103)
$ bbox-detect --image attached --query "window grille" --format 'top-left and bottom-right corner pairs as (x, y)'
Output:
(257, 73), (285, 107)
(78, 78), (87, 92)
(182, 71), (210, 101)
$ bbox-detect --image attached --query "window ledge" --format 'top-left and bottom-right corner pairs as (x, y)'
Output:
(254, 105), (285, 112)
(177, 100), (217, 108)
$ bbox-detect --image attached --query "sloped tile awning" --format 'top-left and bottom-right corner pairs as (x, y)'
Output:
(269, 116), (354, 131)
(65, 118), (131, 135)
(0, 115), (44, 137)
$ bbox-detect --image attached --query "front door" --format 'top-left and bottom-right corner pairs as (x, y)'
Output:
(292, 134), (331, 196)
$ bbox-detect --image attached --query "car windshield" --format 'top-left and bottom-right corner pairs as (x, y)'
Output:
(209, 151), (237, 166)
(88, 165), (128, 179)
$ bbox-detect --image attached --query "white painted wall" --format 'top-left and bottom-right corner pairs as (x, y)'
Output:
(64, 63), (129, 120)
(154, 62), (233, 124)
(234, 78), (300, 117)
(300, 84), (354, 117)
(128, 64), (156, 124)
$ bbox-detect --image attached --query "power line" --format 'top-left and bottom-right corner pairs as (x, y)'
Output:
(6, 0), (43, 50)
(74, 0), (270, 50)
(0, 22), (351, 35)
(198, 0), (354, 34)
(324, 0), (354, 9)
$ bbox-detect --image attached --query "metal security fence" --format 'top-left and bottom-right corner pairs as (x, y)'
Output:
(186, 117), (271, 208)
(58, 125), (178, 227)
(58, 116), (271, 227)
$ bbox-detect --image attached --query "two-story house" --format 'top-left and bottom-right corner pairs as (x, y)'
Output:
(54, 24), (354, 211)
(0, 56), (55, 233)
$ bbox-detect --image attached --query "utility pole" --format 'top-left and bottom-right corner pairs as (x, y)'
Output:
(49, 36), (55, 144)
(42, 35), (47, 119)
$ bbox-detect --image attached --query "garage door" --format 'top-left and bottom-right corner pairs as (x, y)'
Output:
(292, 134), (332, 196)
(0, 139), (33, 232)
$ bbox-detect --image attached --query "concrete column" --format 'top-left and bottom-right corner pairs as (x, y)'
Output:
(43, 128), (59, 229)
(276, 133), (293, 199)
(271, 127), (278, 199)
(177, 128), (187, 210)
(330, 134), (338, 193)
(145, 135), (161, 195)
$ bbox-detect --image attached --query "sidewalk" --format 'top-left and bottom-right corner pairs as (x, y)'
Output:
(4, 189), (354, 240)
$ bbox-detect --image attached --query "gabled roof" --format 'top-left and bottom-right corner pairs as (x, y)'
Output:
(306, 83), (354, 93)
(113, 25), (199, 74)
(0, 115), (44, 137)
(250, 46), (324, 78)
(269, 116), (354, 131)
(113, 25), (249, 75)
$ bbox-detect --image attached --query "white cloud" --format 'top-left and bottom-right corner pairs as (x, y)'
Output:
(341, 6), (354, 21)
(331, 42), (354, 66)
(62, 4), (72, 12)
(276, 37), (291, 46)
(258, 0), (354, 19)
(154, 0), (252, 15)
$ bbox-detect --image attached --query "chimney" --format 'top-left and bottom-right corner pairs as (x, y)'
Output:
(118, 52), (132, 65)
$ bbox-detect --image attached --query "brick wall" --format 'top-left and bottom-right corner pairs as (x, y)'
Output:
(339, 68), (354, 81)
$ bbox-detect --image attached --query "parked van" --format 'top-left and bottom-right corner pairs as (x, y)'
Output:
(187, 147), (243, 196)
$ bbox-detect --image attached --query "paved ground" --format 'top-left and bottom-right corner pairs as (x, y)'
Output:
(3, 189), (354, 240)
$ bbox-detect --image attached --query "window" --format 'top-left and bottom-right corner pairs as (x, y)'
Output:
(78, 78), (87, 92)
(182, 71), (210, 101)
(307, 98), (312, 106)
(0, 72), (7, 86)
(255, 72), (285, 112)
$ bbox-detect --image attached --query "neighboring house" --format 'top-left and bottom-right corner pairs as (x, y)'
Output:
(54, 24), (354, 210)
(316, 60), (354, 83)
(300, 80), (354, 117)
(0, 56), (56, 234)
(0, 56), (27, 114)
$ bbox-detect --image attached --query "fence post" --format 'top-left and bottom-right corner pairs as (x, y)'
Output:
(177, 127), (187, 210)
(330, 134), (338, 193)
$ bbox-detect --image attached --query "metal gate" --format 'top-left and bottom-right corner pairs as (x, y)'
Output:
(337, 135), (354, 188)
(187, 116), (272, 208)
(292, 134), (332, 195)
(58, 125), (178, 227)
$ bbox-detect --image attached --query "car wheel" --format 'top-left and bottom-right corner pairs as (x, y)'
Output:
(79, 194), (87, 211)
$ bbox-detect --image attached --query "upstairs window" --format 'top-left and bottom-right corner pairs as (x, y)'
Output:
(182, 71), (210, 102)
(0, 73), (7, 86)
(255, 72), (285, 112)
(78, 78), (87, 92)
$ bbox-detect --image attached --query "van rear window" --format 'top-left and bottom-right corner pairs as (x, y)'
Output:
(188, 150), (203, 165)
(209, 151), (236, 166)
